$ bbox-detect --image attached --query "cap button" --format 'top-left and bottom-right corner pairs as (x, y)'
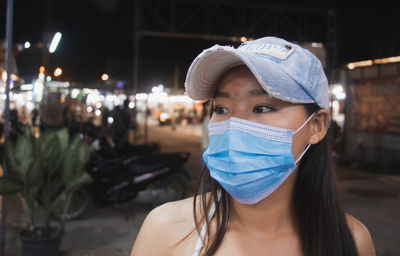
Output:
(285, 44), (292, 50)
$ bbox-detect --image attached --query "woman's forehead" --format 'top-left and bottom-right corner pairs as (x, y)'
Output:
(214, 66), (297, 107)
(214, 88), (268, 99)
(214, 73), (295, 107)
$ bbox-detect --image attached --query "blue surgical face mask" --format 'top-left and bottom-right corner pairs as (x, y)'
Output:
(203, 113), (315, 205)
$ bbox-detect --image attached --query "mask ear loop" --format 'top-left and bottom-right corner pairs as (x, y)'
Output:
(295, 144), (311, 165)
(293, 112), (316, 165)
(294, 112), (316, 134)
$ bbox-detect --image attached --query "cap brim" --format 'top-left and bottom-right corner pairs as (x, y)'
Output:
(185, 47), (243, 100)
(185, 45), (315, 105)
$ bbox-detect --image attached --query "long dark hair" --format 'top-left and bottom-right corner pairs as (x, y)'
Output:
(192, 103), (358, 256)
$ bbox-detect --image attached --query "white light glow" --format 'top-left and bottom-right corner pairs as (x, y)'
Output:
(46, 76), (52, 82)
(332, 100), (340, 111)
(119, 94), (127, 101)
(240, 37), (247, 43)
(336, 92), (346, 100)
(26, 102), (34, 112)
(169, 95), (193, 103)
(148, 92), (168, 103)
(87, 106), (93, 113)
(49, 32), (62, 53)
(160, 112), (170, 122)
(33, 81), (44, 102)
(95, 110), (101, 116)
(136, 93), (148, 100)
(347, 55), (400, 70)
(311, 42), (323, 48)
(24, 41), (31, 49)
(86, 93), (102, 105)
(13, 93), (24, 106)
(26, 91), (33, 101)
(54, 68), (62, 77)
(2, 71), (7, 81)
(71, 89), (80, 99)
(346, 60), (373, 70)
(96, 102), (102, 108)
(128, 101), (135, 109)
(374, 56), (400, 64)
(331, 84), (346, 100)
(101, 74), (109, 81)
(152, 84), (164, 94)
(107, 117), (114, 124)
(105, 94), (115, 101)
(21, 84), (33, 90)
(332, 85), (343, 95)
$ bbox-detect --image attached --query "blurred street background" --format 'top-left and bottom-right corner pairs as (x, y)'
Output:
(0, 0), (399, 255)
(3, 123), (400, 255)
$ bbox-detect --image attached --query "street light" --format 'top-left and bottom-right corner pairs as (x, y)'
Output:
(101, 73), (109, 81)
(49, 32), (62, 53)
(54, 67), (62, 77)
(24, 41), (30, 48)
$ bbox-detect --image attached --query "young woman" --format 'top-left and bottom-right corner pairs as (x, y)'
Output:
(131, 37), (375, 256)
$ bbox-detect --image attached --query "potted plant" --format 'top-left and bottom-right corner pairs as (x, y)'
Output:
(0, 126), (93, 256)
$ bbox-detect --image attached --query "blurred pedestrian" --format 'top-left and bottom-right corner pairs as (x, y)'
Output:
(131, 37), (375, 256)
(112, 100), (131, 147)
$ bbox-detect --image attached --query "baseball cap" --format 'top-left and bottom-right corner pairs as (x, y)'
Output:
(184, 36), (330, 109)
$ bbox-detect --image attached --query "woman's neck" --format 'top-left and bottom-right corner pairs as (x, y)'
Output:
(228, 171), (297, 236)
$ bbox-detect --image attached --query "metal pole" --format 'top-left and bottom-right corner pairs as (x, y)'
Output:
(140, 30), (246, 42)
(1, 0), (14, 254)
(133, 0), (141, 144)
(144, 97), (148, 143)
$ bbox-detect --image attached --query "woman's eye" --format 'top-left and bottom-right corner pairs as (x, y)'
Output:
(253, 105), (273, 113)
(213, 106), (229, 114)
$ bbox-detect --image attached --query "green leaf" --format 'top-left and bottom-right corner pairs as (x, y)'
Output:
(3, 128), (34, 180)
(26, 157), (45, 187)
(37, 131), (63, 177)
(0, 176), (24, 195)
(61, 136), (92, 183)
(56, 128), (69, 160)
(51, 172), (93, 213)
(3, 138), (18, 175)
(64, 173), (93, 195)
(36, 130), (59, 161)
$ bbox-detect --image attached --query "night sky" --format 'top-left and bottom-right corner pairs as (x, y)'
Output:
(1, 0), (399, 91)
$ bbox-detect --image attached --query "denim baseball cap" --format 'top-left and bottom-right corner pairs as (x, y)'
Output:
(185, 36), (329, 109)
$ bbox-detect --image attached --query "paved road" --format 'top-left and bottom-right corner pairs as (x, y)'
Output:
(3, 124), (400, 256)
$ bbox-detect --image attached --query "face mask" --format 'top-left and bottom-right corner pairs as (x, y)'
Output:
(203, 113), (315, 205)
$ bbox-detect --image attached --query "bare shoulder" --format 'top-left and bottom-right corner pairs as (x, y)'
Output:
(346, 214), (376, 256)
(131, 197), (196, 256)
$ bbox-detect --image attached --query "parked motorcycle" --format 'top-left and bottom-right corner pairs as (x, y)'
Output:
(51, 145), (191, 221)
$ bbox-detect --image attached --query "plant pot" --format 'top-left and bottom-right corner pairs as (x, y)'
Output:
(20, 228), (63, 256)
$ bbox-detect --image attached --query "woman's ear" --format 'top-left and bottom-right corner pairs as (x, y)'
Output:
(308, 109), (330, 144)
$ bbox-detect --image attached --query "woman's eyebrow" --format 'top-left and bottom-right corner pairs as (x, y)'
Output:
(249, 89), (268, 96)
(214, 91), (230, 98)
